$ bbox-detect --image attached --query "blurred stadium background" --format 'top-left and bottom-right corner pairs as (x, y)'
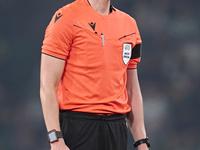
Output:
(0, 0), (200, 149)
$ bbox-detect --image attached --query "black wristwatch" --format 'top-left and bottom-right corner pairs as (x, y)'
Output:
(47, 129), (63, 143)
(133, 137), (150, 148)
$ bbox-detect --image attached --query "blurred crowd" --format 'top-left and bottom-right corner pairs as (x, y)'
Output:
(0, 0), (199, 149)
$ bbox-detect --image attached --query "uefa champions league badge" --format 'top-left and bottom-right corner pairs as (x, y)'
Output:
(123, 43), (132, 65)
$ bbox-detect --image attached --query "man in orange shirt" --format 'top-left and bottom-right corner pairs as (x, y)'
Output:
(40, 0), (150, 150)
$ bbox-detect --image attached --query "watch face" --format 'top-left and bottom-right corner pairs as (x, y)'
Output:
(48, 130), (58, 143)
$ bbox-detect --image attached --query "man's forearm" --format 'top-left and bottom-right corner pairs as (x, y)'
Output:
(126, 93), (147, 141)
(126, 69), (148, 149)
(40, 86), (61, 132)
(40, 54), (70, 149)
(126, 96), (149, 150)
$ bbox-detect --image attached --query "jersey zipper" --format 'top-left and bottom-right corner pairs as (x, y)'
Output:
(73, 24), (84, 29)
(118, 33), (136, 40)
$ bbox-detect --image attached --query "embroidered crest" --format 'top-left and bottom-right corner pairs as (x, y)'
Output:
(123, 43), (132, 65)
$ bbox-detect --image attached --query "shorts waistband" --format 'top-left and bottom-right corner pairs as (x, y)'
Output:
(59, 110), (126, 121)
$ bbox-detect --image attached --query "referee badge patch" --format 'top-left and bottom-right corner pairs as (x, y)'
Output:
(123, 43), (132, 65)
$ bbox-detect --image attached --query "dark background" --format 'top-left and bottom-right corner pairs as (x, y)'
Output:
(0, 0), (200, 149)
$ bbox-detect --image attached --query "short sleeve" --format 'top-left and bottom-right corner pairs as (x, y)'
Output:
(41, 8), (73, 60)
(128, 19), (142, 69)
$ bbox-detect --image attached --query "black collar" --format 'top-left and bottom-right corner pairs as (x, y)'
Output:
(110, 5), (116, 13)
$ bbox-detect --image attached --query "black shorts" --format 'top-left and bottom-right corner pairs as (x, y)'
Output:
(59, 111), (128, 150)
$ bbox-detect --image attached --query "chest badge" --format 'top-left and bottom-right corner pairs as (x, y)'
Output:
(123, 43), (132, 65)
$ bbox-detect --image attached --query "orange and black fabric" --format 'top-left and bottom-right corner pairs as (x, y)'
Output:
(42, 0), (142, 114)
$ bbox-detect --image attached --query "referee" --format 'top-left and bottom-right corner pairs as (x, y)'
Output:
(40, 0), (150, 150)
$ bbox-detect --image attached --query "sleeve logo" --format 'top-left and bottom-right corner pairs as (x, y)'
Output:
(123, 43), (132, 65)
(55, 13), (63, 23)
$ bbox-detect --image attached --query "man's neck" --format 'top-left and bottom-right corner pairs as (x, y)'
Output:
(88, 0), (111, 15)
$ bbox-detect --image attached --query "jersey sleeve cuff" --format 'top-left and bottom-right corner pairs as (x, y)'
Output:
(42, 48), (67, 60)
(127, 63), (137, 69)
(127, 57), (141, 69)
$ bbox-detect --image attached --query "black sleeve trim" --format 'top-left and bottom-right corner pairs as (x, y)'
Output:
(131, 44), (142, 59)
(127, 68), (137, 70)
(42, 52), (66, 61)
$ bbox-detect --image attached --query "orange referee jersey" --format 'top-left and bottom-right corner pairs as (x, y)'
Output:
(42, 0), (142, 114)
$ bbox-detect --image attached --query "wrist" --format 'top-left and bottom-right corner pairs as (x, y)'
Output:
(50, 138), (65, 146)
(133, 137), (150, 149)
(47, 129), (63, 143)
(137, 143), (149, 150)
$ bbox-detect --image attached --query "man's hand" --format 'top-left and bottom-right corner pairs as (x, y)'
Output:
(138, 143), (149, 150)
(50, 138), (70, 150)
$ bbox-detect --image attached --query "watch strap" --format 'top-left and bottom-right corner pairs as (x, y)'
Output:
(56, 131), (63, 138)
(134, 137), (150, 148)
